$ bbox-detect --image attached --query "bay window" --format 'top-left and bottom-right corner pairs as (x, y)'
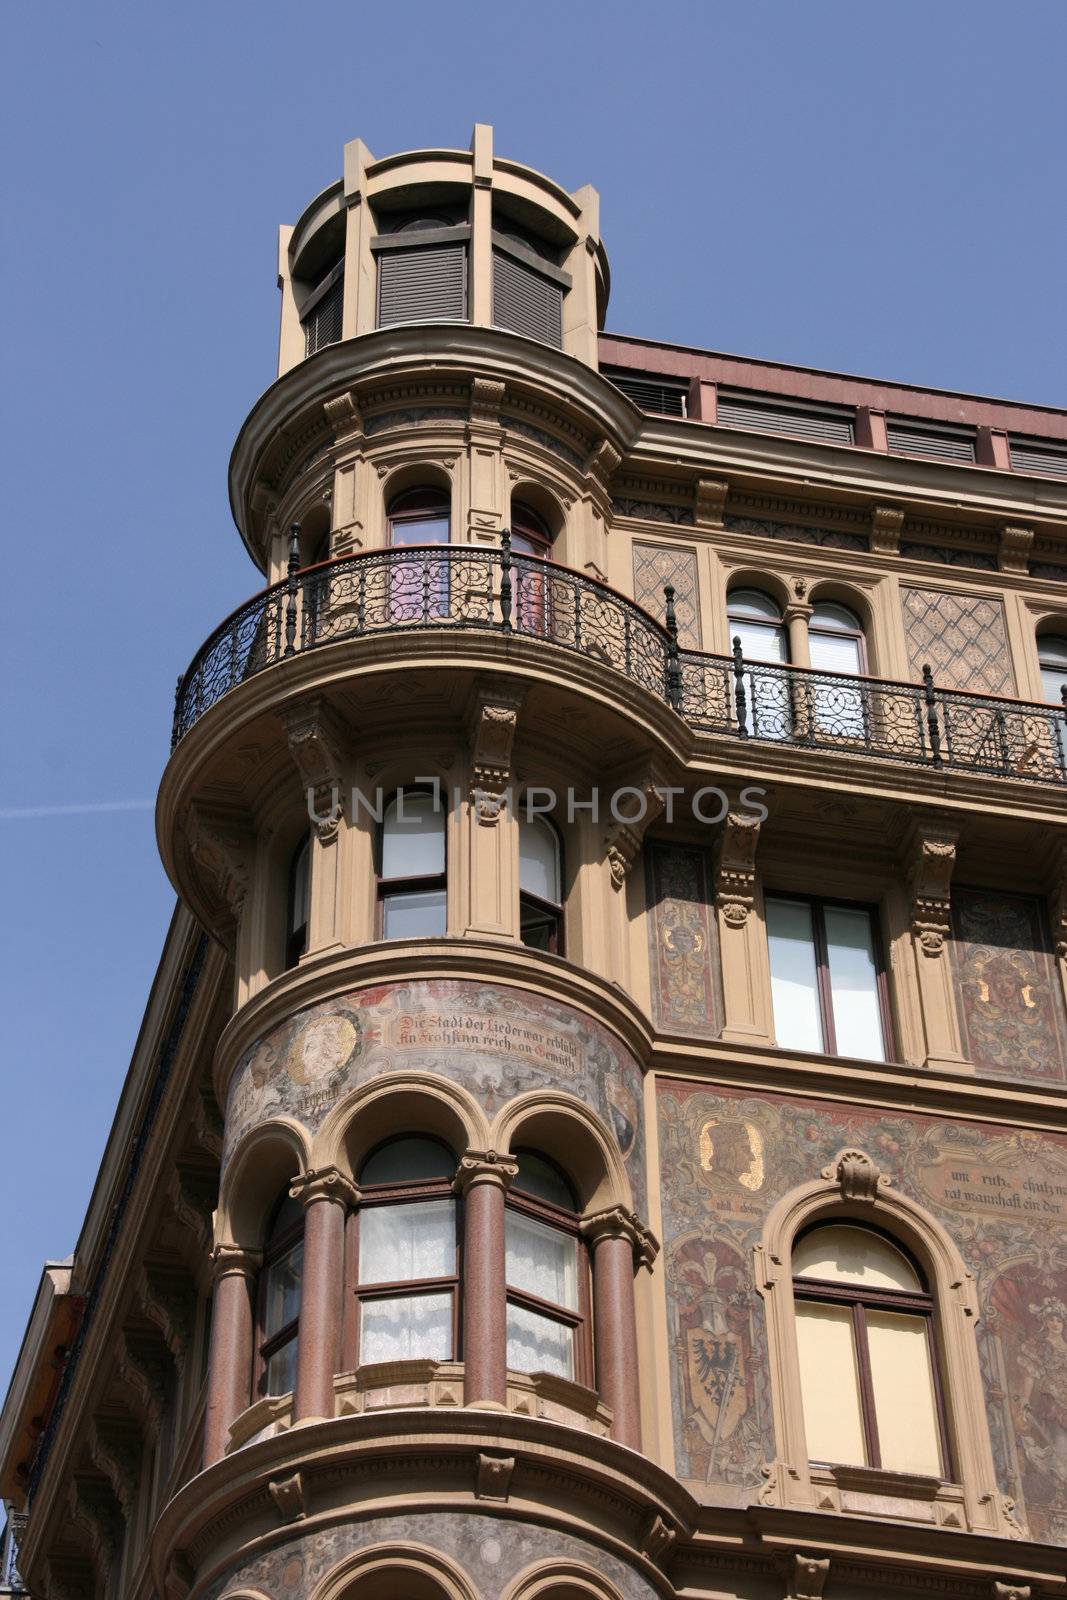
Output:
(765, 894), (890, 1061)
(505, 1152), (590, 1383)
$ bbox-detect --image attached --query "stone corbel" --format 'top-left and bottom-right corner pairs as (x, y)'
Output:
(453, 1149), (519, 1196)
(467, 683), (524, 823)
(86, 1416), (142, 1515)
(821, 1147), (891, 1203)
(469, 376), (506, 425)
(44, 1553), (97, 1600)
(602, 765), (669, 888)
(162, 1550), (196, 1600)
(786, 1553), (830, 1599)
(322, 389), (363, 441)
(268, 1471), (307, 1523)
(580, 1205), (659, 1270)
(695, 476), (729, 528)
(998, 524), (1033, 576)
(68, 1475), (123, 1577)
(714, 808), (762, 927)
(288, 1165), (359, 1210)
(993, 1584), (1031, 1600)
(136, 1265), (197, 1373)
(182, 805), (251, 926)
(190, 1087), (224, 1161)
(116, 1331), (173, 1437)
(903, 816), (959, 956)
(474, 1452), (515, 1501)
(583, 437), (621, 523)
(279, 696), (349, 841)
(640, 1512), (678, 1564)
(870, 504), (904, 555)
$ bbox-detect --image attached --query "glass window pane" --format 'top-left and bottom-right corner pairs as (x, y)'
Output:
(505, 1211), (577, 1309)
(519, 815), (560, 903)
(867, 1310), (942, 1476)
(289, 838), (310, 934)
(360, 1200), (455, 1284)
(506, 1301), (574, 1379)
(262, 1242), (302, 1338)
(360, 1137), (454, 1186)
(811, 602), (863, 635)
(795, 1300), (866, 1465)
(359, 1292), (452, 1363)
(728, 589), (781, 623)
(794, 1226), (922, 1291)
(732, 617), (788, 663)
(382, 791), (445, 878)
(513, 1152), (576, 1210)
(382, 889), (447, 940)
(809, 630), (862, 676)
(390, 516), (450, 546)
(1041, 665), (1067, 704)
(765, 898), (823, 1052)
(264, 1334), (299, 1396)
(824, 905), (886, 1062)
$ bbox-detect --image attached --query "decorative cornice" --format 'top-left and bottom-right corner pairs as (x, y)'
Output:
(714, 807), (762, 927)
(289, 1165), (359, 1210)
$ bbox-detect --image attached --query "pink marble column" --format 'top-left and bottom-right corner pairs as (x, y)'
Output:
(291, 1168), (358, 1424)
(583, 1207), (658, 1451)
(202, 1246), (259, 1468)
(456, 1151), (517, 1409)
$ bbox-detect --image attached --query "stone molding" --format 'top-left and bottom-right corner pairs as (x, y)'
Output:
(903, 816), (960, 956)
(467, 682), (525, 821)
(714, 807), (762, 927)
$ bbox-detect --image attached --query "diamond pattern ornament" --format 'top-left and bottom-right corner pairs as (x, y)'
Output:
(901, 587), (1015, 695)
(633, 543), (702, 647)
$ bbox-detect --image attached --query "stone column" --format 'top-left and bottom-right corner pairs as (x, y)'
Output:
(784, 601), (813, 669)
(202, 1245), (260, 1468)
(290, 1168), (358, 1424)
(455, 1151), (517, 1409)
(582, 1208), (657, 1450)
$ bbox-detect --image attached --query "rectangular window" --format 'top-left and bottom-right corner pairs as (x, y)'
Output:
(492, 246), (564, 347)
(356, 1198), (457, 1365)
(377, 243), (467, 327)
(765, 895), (890, 1061)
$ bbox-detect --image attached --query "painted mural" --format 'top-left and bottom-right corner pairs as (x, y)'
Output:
(645, 844), (721, 1038)
(656, 1080), (1067, 1543)
(224, 979), (645, 1210)
(200, 1509), (659, 1600)
(951, 886), (1067, 1083)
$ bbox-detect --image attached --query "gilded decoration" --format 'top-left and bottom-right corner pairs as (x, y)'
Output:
(631, 543), (702, 647)
(900, 587), (1016, 695)
(656, 1080), (1067, 1542)
(951, 887), (1067, 1083)
(645, 844), (721, 1038)
(225, 980), (644, 1208)
(199, 1510), (659, 1600)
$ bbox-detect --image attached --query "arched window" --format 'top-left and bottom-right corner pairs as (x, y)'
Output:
(354, 1137), (458, 1364)
(519, 812), (563, 953)
(505, 1151), (590, 1383)
(809, 601), (867, 675)
(727, 588), (789, 739)
(378, 787), (447, 939)
(792, 1222), (947, 1477)
(1038, 634), (1067, 704)
(387, 487), (451, 622)
(510, 502), (553, 558)
(256, 1194), (304, 1397)
(286, 834), (311, 969)
(510, 502), (554, 635)
(387, 487), (451, 547)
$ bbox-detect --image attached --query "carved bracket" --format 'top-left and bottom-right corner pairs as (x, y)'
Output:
(821, 1147), (891, 1203)
(467, 683), (524, 822)
(715, 808), (762, 927)
(182, 805), (250, 924)
(786, 1552), (830, 1599)
(68, 1475), (123, 1576)
(86, 1416), (142, 1515)
(475, 1451), (515, 1501)
(116, 1331), (173, 1438)
(695, 476), (728, 528)
(323, 390), (362, 440)
(1049, 838), (1067, 961)
(268, 1470), (307, 1523)
(470, 377), (506, 425)
(603, 765), (669, 888)
(640, 1511), (678, 1564)
(137, 1264), (197, 1373)
(903, 816), (959, 956)
(870, 504), (904, 554)
(279, 696), (349, 841)
(998, 524), (1033, 576)
(992, 1584), (1031, 1600)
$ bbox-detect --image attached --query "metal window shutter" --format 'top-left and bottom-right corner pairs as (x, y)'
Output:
(492, 249), (563, 347)
(377, 244), (467, 326)
(302, 275), (343, 356)
(886, 422), (975, 464)
(604, 370), (687, 417)
(716, 395), (854, 445)
(1009, 438), (1067, 478)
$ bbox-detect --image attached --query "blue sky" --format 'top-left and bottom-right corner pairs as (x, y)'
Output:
(1, 0), (1064, 1397)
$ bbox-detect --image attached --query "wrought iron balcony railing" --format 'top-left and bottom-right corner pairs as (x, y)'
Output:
(172, 534), (1067, 786)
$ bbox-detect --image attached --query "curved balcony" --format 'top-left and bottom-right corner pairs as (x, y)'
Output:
(172, 540), (1067, 786)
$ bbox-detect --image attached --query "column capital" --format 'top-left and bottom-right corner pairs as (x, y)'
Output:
(580, 1205), (659, 1268)
(453, 1149), (519, 1196)
(289, 1165), (359, 1209)
(209, 1243), (261, 1281)
(901, 814), (960, 956)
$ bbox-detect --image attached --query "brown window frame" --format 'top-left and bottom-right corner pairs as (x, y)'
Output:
(793, 1223), (952, 1478)
(505, 1157), (592, 1388)
(765, 891), (894, 1060)
(343, 1165), (461, 1371)
(518, 810), (564, 956)
(808, 601), (869, 676)
(254, 1202), (304, 1399)
(376, 785), (448, 941)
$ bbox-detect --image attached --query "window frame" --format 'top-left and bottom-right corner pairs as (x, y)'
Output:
(285, 833), (311, 970)
(254, 1199), (304, 1400)
(808, 600), (869, 676)
(764, 890), (894, 1061)
(1037, 632), (1067, 705)
(376, 785), (448, 941)
(345, 1140), (461, 1370)
(792, 1222), (952, 1478)
(505, 1153), (592, 1387)
(518, 810), (564, 955)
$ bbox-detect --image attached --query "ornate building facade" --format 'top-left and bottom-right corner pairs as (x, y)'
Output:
(2, 125), (1067, 1600)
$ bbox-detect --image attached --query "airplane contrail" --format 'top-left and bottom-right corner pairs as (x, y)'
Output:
(0, 800), (155, 820)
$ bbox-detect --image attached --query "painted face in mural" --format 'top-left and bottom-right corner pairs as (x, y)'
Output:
(289, 1014), (359, 1085)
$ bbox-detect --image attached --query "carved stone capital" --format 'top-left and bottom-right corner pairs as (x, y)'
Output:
(715, 807), (762, 927)
(992, 1584), (1030, 1600)
(870, 504), (904, 554)
(602, 765), (669, 888)
(467, 683), (524, 821)
(695, 476), (729, 528)
(182, 805), (250, 922)
(787, 1552), (830, 1599)
(453, 1149), (519, 1196)
(822, 1147), (891, 1203)
(209, 1242), (261, 1281)
(279, 696), (349, 841)
(268, 1470), (307, 1523)
(580, 1205), (659, 1268)
(998, 524), (1033, 576)
(289, 1165), (359, 1210)
(469, 377), (506, 423)
(902, 816), (959, 956)
(474, 1451), (515, 1501)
